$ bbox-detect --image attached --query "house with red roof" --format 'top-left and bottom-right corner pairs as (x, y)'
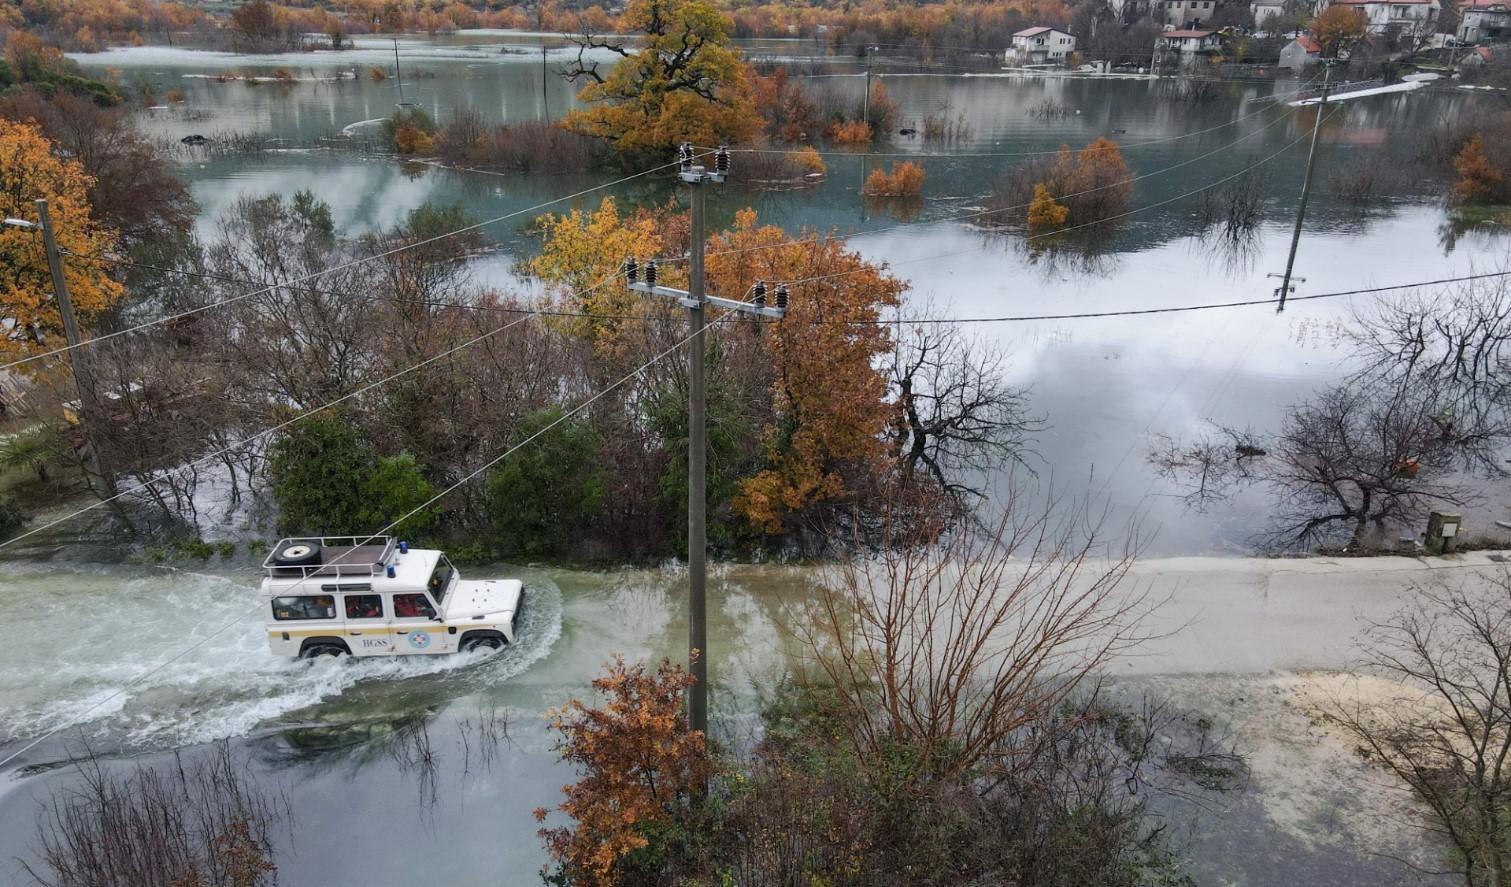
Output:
(1459, 0), (1510, 42)
(1280, 35), (1324, 68)
(1006, 26), (1077, 65)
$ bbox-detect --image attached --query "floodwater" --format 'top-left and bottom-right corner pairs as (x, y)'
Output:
(0, 33), (1502, 884)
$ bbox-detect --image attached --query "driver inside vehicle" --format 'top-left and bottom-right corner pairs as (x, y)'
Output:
(394, 594), (434, 619)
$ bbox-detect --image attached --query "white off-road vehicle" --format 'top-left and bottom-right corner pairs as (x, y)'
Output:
(261, 536), (523, 660)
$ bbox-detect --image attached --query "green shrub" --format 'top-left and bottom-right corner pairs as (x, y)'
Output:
(485, 408), (605, 557)
(0, 496), (26, 538)
(267, 413), (437, 535)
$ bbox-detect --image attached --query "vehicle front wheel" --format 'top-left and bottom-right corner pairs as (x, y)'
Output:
(461, 636), (503, 654)
(301, 643), (348, 661)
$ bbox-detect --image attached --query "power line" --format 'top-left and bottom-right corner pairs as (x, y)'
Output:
(0, 307), (731, 772)
(68, 253), (1511, 327)
(846, 271), (1511, 323)
(0, 154), (699, 375)
(46, 83), (1321, 354)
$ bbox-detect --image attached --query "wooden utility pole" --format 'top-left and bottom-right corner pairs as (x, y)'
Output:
(624, 144), (788, 738)
(392, 38), (405, 105)
(35, 199), (117, 498)
(1273, 65), (1331, 312)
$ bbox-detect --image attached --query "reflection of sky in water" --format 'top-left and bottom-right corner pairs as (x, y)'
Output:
(76, 42), (1511, 553)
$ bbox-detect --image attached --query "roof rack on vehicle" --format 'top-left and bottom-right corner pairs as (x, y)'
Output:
(261, 535), (397, 580)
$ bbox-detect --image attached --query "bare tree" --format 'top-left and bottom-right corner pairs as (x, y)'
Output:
(793, 485), (1147, 783)
(1324, 570), (1511, 887)
(888, 318), (1040, 509)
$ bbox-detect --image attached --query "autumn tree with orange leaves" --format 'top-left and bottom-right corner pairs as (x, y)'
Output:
(1453, 133), (1511, 204)
(560, 0), (762, 158)
(535, 657), (711, 887)
(0, 118), (122, 371)
(1313, 4), (1368, 56)
(707, 211), (903, 535)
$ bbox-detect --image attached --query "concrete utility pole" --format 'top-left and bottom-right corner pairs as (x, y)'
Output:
(541, 44), (549, 120)
(1272, 65), (1331, 313)
(624, 144), (788, 737)
(34, 199), (117, 498)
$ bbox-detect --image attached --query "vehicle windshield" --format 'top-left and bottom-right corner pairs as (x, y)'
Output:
(426, 556), (454, 603)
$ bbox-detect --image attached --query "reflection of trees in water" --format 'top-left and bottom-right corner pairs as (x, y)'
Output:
(259, 704), (510, 811)
(860, 195), (923, 222)
(1438, 208), (1511, 256)
(1196, 224), (1263, 276)
(1017, 231), (1122, 280)
(28, 741), (288, 887)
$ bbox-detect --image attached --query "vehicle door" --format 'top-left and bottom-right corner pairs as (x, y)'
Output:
(390, 592), (456, 655)
(342, 592), (393, 656)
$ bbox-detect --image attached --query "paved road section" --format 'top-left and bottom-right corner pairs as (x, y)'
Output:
(1122, 550), (1511, 674)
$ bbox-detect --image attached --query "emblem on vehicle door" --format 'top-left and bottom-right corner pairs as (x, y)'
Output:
(408, 631), (431, 650)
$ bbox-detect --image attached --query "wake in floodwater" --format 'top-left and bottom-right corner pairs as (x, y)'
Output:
(0, 562), (563, 755)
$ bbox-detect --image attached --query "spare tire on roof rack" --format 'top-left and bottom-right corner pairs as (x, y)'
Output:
(273, 541), (322, 566)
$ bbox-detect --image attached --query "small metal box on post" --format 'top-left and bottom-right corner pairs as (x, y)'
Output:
(1425, 512), (1463, 555)
(623, 142), (788, 740)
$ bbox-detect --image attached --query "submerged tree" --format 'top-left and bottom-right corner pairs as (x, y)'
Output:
(561, 0), (761, 157)
(1154, 277), (1511, 549)
(993, 137), (1133, 231)
(888, 317), (1039, 510)
(1152, 382), (1490, 548)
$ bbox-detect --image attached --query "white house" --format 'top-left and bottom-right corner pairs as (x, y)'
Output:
(1156, 29), (1223, 53)
(1158, 0), (1219, 28)
(1007, 27), (1077, 65)
(1253, 0), (1290, 27)
(1325, 0), (1439, 38)
(1279, 34), (1323, 67)
(1459, 0), (1511, 42)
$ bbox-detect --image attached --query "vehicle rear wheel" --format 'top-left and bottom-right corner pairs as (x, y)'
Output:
(301, 643), (347, 661)
(462, 636), (503, 653)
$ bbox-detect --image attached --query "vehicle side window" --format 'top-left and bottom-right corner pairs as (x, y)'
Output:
(272, 595), (336, 621)
(345, 594), (384, 620)
(393, 593), (436, 620)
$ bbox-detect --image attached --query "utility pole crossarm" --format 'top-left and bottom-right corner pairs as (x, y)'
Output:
(627, 281), (788, 319)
